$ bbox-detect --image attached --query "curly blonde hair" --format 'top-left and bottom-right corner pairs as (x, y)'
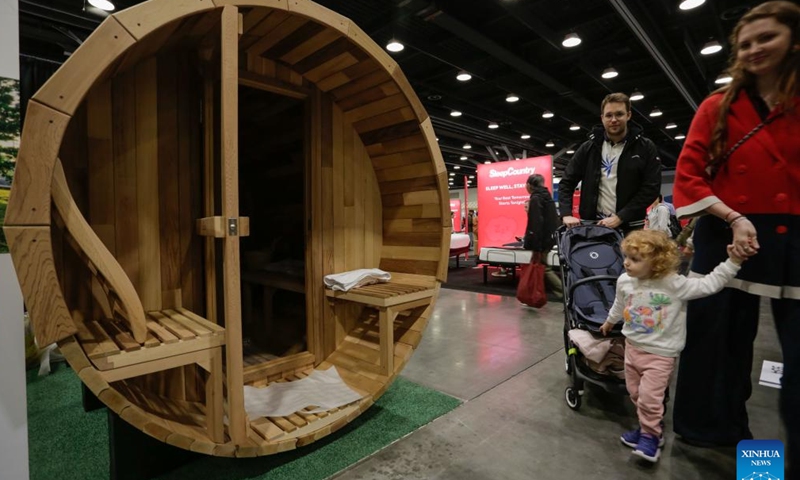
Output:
(621, 230), (681, 279)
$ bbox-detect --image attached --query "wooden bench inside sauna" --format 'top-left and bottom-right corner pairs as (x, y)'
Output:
(3, 0), (449, 457)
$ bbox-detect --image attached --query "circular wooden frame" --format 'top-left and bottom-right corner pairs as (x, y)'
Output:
(6, 0), (448, 457)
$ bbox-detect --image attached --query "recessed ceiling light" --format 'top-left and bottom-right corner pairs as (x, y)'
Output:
(450, 110), (462, 117)
(460, 155), (468, 160)
(562, 32), (581, 48)
(488, 122), (499, 129)
(569, 124), (580, 131)
(469, 175), (475, 179)
(484, 160), (491, 164)
(520, 134), (531, 139)
(542, 110), (554, 119)
(386, 39), (404, 52)
(463, 143), (472, 149)
(715, 73), (733, 84)
(456, 71), (472, 82)
(449, 172), (455, 176)
(545, 140), (555, 148)
(679, 0), (705, 11)
(506, 93), (519, 103)
(675, 133), (686, 140)
(454, 165), (461, 170)
(630, 90), (644, 101)
(700, 40), (723, 55)
(435, 137), (439, 141)
(601, 67), (619, 79)
(88, 0), (115, 10)
(566, 149), (575, 154)
(649, 108), (663, 117)
(665, 122), (677, 129)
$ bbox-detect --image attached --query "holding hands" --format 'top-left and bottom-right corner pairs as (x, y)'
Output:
(728, 214), (759, 261)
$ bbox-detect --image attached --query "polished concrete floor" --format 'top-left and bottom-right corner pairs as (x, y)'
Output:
(333, 288), (785, 480)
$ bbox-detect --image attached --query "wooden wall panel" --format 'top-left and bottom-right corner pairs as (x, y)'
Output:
(111, 68), (141, 292)
(87, 81), (117, 321)
(177, 54), (205, 314)
(134, 58), (163, 311)
(79, 50), (204, 322)
(157, 55), (182, 308)
(57, 104), (95, 324)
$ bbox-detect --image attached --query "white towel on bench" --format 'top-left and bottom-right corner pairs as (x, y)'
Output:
(243, 367), (363, 418)
(323, 268), (391, 292)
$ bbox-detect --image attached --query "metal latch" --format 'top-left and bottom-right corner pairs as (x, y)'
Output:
(228, 218), (238, 236)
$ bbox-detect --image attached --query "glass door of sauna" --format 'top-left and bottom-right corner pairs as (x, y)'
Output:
(238, 85), (307, 362)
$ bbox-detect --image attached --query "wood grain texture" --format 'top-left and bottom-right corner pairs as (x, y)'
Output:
(157, 55), (182, 307)
(4, 227), (76, 345)
(33, 17), (135, 116)
(135, 58), (163, 311)
(4, 101), (70, 226)
(86, 81), (117, 321)
(287, 0), (349, 34)
(51, 160), (148, 343)
(113, 0), (215, 41)
(112, 68), (141, 295)
(220, 4), (247, 445)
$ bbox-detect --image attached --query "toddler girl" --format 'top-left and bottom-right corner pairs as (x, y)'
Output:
(599, 230), (743, 462)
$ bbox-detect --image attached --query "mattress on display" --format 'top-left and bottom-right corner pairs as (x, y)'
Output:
(478, 246), (559, 267)
(450, 233), (471, 250)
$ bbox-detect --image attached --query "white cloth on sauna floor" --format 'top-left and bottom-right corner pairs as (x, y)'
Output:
(323, 268), (391, 292)
(568, 328), (614, 364)
(243, 367), (364, 418)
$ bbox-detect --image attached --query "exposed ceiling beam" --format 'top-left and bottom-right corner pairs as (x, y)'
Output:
(491, 0), (564, 51)
(606, 0), (699, 111)
(426, 11), (600, 115)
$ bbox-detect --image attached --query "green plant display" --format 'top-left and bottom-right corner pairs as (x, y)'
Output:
(0, 78), (20, 183)
(0, 77), (20, 254)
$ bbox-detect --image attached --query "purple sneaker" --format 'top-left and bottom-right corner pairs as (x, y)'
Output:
(620, 427), (666, 448)
(633, 433), (662, 463)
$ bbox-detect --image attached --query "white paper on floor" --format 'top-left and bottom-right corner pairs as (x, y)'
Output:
(243, 367), (364, 418)
(759, 360), (783, 389)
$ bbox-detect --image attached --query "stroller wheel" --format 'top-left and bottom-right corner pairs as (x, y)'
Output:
(565, 387), (581, 410)
(565, 356), (573, 375)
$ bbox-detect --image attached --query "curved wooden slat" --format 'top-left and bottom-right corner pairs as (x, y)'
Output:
(4, 101), (70, 226)
(287, 0), (349, 34)
(33, 17), (135, 116)
(4, 226), (76, 346)
(113, 0), (216, 41)
(51, 159), (148, 343)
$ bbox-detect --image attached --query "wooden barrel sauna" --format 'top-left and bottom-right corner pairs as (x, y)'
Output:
(4, 0), (449, 457)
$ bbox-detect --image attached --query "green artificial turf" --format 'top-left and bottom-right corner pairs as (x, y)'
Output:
(27, 364), (461, 480)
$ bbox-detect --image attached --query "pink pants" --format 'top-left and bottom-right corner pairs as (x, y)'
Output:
(624, 342), (676, 437)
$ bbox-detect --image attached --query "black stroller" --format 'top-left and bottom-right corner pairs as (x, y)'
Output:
(555, 223), (628, 410)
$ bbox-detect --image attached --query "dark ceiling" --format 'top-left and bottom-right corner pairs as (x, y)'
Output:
(19, 0), (759, 189)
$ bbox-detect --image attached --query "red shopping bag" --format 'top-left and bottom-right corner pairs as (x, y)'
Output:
(516, 253), (547, 308)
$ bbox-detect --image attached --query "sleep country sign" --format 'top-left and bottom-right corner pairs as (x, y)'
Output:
(476, 156), (553, 249)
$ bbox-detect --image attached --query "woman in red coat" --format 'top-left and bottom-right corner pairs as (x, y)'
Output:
(672, 0), (800, 469)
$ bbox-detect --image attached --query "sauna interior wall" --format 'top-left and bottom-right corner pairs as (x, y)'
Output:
(54, 50), (206, 400)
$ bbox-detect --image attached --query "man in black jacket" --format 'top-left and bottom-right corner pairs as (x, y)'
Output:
(524, 174), (563, 298)
(558, 92), (661, 232)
